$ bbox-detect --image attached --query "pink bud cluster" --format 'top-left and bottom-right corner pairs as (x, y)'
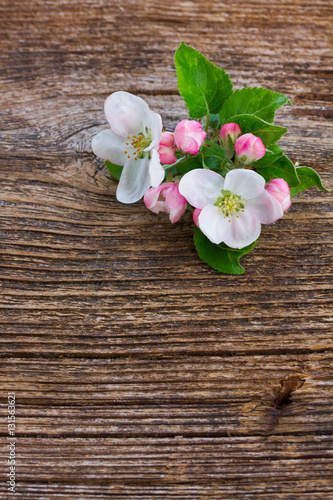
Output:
(158, 120), (206, 164)
(219, 123), (265, 164)
(153, 121), (290, 226)
(144, 182), (187, 224)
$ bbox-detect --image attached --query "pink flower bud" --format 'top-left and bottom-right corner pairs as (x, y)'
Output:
(193, 208), (202, 228)
(219, 123), (242, 145)
(234, 133), (266, 164)
(158, 131), (177, 164)
(219, 123), (242, 159)
(144, 182), (187, 224)
(174, 120), (206, 155)
(265, 178), (292, 212)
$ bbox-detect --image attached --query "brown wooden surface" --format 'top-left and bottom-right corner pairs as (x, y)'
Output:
(0, 0), (332, 498)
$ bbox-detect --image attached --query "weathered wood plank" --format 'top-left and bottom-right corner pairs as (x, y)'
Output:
(0, 0), (332, 497)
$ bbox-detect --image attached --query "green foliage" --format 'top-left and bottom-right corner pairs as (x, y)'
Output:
(256, 154), (300, 187)
(105, 160), (123, 180)
(194, 227), (256, 274)
(175, 42), (233, 119)
(290, 166), (329, 196)
(172, 155), (203, 176)
(223, 114), (287, 146)
(208, 113), (221, 129)
(220, 87), (291, 124)
(252, 144), (284, 168)
(201, 142), (226, 171)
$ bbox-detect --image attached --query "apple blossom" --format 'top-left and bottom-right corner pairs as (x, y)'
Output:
(158, 131), (177, 164)
(265, 178), (292, 212)
(144, 182), (187, 223)
(234, 133), (266, 164)
(219, 123), (242, 158)
(92, 91), (165, 204)
(179, 168), (283, 248)
(174, 119), (206, 155)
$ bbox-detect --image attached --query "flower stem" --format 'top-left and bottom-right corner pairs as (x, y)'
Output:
(221, 159), (232, 173)
(163, 157), (185, 170)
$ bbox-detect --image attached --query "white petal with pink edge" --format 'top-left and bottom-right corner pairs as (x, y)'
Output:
(246, 189), (283, 224)
(179, 169), (224, 209)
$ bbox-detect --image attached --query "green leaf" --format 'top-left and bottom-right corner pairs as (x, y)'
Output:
(175, 42), (233, 119)
(252, 144), (284, 168)
(208, 113), (221, 129)
(105, 160), (123, 180)
(172, 155), (203, 176)
(220, 87), (291, 124)
(224, 114), (287, 146)
(256, 154), (300, 187)
(290, 166), (329, 196)
(202, 142), (226, 171)
(194, 226), (256, 274)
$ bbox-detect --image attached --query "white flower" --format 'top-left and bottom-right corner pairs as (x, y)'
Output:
(179, 168), (284, 248)
(92, 91), (165, 203)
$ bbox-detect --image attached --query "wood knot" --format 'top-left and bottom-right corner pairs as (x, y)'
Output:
(263, 375), (306, 409)
(239, 374), (307, 435)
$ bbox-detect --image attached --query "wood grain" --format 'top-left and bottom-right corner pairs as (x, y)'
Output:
(0, 0), (332, 498)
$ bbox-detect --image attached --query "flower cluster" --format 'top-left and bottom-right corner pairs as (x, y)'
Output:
(92, 43), (327, 274)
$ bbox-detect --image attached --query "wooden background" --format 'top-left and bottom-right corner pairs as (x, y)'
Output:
(0, 0), (332, 498)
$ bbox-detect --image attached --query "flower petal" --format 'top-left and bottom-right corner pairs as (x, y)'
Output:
(246, 189), (284, 224)
(91, 129), (130, 165)
(143, 185), (163, 211)
(179, 135), (200, 155)
(224, 169), (265, 199)
(116, 157), (150, 204)
(163, 184), (187, 209)
(104, 91), (150, 137)
(179, 169), (225, 209)
(224, 210), (261, 249)
(149, 149), (165, 187)
(169, 203), (187, 224)
(198, 204), (230, 244)
(144, 111), (162, 151)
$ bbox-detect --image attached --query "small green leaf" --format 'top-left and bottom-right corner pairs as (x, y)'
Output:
(220, 87), (291, 124)
(172, 155), (203, 176)
(256, 154), (300, 187)
(290, 166), (329, 196)
(194, 226), (256, 274)
(202, 142), (226, 171)
(175, 42), (233, 119)
(105, 160), (123, 180)
(224, 114), (287, 146)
